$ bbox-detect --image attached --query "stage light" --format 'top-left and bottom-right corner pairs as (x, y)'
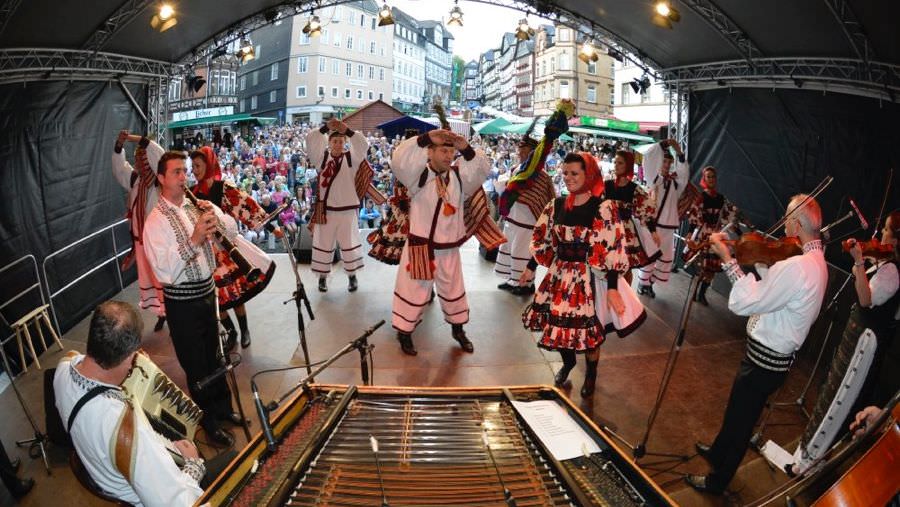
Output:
(640, 76), (651, 93)
(448, 1), (463, 27)
(515, 19), (534, 41)
(377, 3), (394, 26)
(793, 78), (804, 88)
(630, 79), (641, 94)
(238, 36), (255, 63)
(652, 1), (680, 29)
(716, 79), (727, 87)
(578, 39), (599, 64)
(607, 47), (624, 63)
(186, 75), (206, 93)
(302, 14), (322, 36)
(150, 3), (177, 32)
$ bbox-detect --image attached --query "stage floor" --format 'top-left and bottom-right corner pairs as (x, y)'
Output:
(0, 238), (821, 506)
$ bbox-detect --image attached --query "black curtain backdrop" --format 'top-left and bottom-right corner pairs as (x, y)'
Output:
(690, 87), (900, 373)
(0, 81), (145, 370)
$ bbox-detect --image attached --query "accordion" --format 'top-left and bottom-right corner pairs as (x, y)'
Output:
(677, 181), (702, 219)
(121, 350), (203, 441)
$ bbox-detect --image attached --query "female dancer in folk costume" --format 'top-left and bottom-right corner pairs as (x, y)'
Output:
(682, 166), (741, 305)
(112, 131), (167, 331)
(189, 146), (278, 349)
(600, 150), (661, 282)
(521, 152), (630, 398)
(495, 102), (572, 295)
(367, 181), (410, 265)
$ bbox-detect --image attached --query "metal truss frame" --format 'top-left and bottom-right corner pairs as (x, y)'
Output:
(660, 57), (900, 102)
(81, 0), (156, 54)
(680, 0), (762, 63)
(667, 84), (690, 158)
(0, 0), (22, 37)
(0, 48), (175, 85)
(823, 0), (875, 66)
(182, 0), (663, 73)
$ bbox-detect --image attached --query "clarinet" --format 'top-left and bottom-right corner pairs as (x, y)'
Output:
(184, 186), (262, 282)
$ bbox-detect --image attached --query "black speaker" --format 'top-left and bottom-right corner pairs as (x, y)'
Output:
(292, 227), (340, 264)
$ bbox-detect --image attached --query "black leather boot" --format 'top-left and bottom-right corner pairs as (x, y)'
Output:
(451, 324), (474, 352)
(581, 359), (599, 397)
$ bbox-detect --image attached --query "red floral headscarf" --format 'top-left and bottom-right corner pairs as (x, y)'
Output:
(192, 146), (222, 194)
(615, 150), (635, 178)
(564, 152), (604, 211)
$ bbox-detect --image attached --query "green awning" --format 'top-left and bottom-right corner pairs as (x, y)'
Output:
(166, 113), (277, 129)
(567, 126), (654, 143)
(497, 122), (574, 142)
(473, 117), (511, 135)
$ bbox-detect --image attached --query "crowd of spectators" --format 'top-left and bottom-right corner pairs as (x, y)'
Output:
(176, 123), (636, 251)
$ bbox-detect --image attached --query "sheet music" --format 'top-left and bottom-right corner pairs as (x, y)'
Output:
(511, 399), (600, 461)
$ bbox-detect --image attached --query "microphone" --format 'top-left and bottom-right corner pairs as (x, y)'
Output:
(251, 380), (278, 452)
(849, 198), (869, 230)
(193, 355), (242, 392)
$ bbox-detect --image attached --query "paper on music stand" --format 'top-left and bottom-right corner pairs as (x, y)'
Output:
(760, 440), (794, 473)
(511, 400), (600, 461)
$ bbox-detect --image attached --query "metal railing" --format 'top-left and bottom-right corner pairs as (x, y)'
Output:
(0, 255), (46, 371)
(41, 219), (132, 334)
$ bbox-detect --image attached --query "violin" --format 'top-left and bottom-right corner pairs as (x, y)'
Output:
(842, 238), (894, 261)
(728, 232), (803, 266)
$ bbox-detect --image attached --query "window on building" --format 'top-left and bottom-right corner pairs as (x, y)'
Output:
(255, 45), (261, 59)
(252, 71), (258, 86)
(239, 99), (245, 113)
(296, 86), (306, 98)
(357, 64), (363, 78)
(370, 41), (376, 54)
(587, 61), (596, 74)
(333, 6), (341, 20)
(641, 88), (650, 103)
(357, 89), (363, 99)
(560, 53), (570, 71)
(379, 92), (384, 100)
(368, 65), (374, 79)
(300, 32), (310, 45)
(271, 64), (278, 80)
(251, 95), (257, 109)
(270, 90), (277, 102)
(346, 35), (353, 50)
(357, 37), (364, 52)
(609, 86), (615, 105)
(209, 70), (219, 95)
(332, 59), (340, 75)
(331, 86), (338, 97)
(344, 88), (351, 98)
(318, 86), (325, 97)
(347, 9), (354, 24)
(346, 62), (352, 76)
(371, 17), (376, 30)
(587, 85), (597, 103)
(559, 28), (570, 42)
(334, 32), (342, 47)
(239, 75), (245, 91)
(168, 78), (181, 101)
(368, 90), (374, 100)
(321, 29), (329, 44)
(298, 56), (308, 73)
(559, 80), (570, 99)
(621, 83), (631, 104)
(319, 56), (326, 72)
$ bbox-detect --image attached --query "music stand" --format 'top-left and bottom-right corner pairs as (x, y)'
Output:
(0, 332), (51, 475)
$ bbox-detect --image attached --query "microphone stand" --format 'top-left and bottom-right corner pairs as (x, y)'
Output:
(214, 284), (252, 442)
(0, 343), (50, 475)
(280, 234), (314, 377)
(253, 320), (385, 451)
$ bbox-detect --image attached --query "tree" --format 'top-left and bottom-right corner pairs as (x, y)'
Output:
(451, 56), (466, 104)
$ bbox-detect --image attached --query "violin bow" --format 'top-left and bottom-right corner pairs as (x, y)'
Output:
(870, 168), (893, 239)
(764, 175), (834, 237)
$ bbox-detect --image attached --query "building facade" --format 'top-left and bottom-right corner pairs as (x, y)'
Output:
(418, 20), (452, 109)
(499, 33), (516, 113)
(533, 24), (614, 118)
(285, 0), (393, 125)
(481, 49), (500, 109)
(236, 19), (291, 121)
(513, 40), (534, 116)
(391, 7), (426, 113)
(464, 60), (478, 104)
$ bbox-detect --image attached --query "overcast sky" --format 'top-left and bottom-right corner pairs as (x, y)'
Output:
(389, 0), (552, 62)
